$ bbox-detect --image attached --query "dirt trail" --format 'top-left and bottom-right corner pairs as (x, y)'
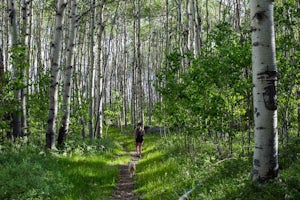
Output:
(111, 151), (140, 200)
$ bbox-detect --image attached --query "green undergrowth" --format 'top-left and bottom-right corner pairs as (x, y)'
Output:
(1, 128), (299, 200)
(134, 133), (300, 200)
(0, 128), (130, 200)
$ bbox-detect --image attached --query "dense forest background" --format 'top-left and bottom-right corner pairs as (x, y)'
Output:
(0, 0), (299, 199)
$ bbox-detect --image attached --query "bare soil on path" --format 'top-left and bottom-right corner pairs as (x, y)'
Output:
(110, 151), (140, 200)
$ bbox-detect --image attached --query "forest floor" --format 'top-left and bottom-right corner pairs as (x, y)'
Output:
(111, 148), (140, 200)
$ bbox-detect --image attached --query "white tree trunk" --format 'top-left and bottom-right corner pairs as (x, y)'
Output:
(95, 0), (105, 138)
(251, 0), (279, 182)
(8, 0), (21, 139)
(58, 0), (77, 145)
(21, 0), (31, 138)
(0, 46), (3, 84)
(46, 0), (66, 149)
(136, 0), (144, 124)
(88, 0), (96, 139)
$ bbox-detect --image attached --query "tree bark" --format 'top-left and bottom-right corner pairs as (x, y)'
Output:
(8, 0), (21, 139)
(58, 0), (77, 146)
(20, 0), (31, 138)
(251, 0), (279, 182)
(88, 0), (96, 139)
(136, 0), (144, 124)
(194, 0), (202, 55)
(95, 0), (105, 138)
(0, 46), (3, 85)
(46, 0), (67, 149)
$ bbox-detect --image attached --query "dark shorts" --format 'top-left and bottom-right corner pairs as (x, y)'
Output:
(136, 137), (144, 143)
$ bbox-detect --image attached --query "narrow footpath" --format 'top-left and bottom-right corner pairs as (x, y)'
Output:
(111, 150), (140, 200)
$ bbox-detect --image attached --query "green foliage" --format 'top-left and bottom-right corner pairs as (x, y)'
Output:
(104, 90), (122, 127)
(154, 22), (252, 136)
(274, 1), (300, 136)
(0, 147), (73, 200)
(0, 45), (30, 133)
(10, 45), (30, 90)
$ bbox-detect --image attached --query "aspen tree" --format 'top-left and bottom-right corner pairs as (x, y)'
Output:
(122, 1), (129, 127)
(8, 0), (21, 139)
(136, 0), (144, 125)
(58, 0), (77, 145)
(46, 0), (67, 149)
(0, 46), (3, 85)
(251, 0), (279, 182)
(131, 0), (137, 125)
(88, 0), (96, 139)
(194, 0), (203, 54)
(95, 0), (105, 138)
(147, 0), (153, 125)
(20, 0), (31, 137)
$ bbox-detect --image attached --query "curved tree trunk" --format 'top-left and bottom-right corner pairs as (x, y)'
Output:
(46, 0), (67, 149)
(251, 0), (279, 182)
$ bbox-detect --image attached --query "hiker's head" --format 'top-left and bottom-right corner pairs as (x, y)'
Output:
(137, 122), (143, 130)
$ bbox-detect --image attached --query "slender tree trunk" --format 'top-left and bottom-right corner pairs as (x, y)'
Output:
(58, 0), (77, 146)
(251, 0), (279, 182)
(235, 0), (241, 30)
(122, 1), (128, 127)
(195, 0), (202, 55)
(297, 91), (300, 137)
(131, 0), (137, 125)
(219, 0), (222, 22)
(147, 0), (153, 125)
(35, 8), (44, 93)
(8, 0), (21, 139)
(0, 46), (3, 85)
(20, 0), (31, 138)
(95, 0), (105, 138)
(205, 0), (210, 40)
(46, 0), (67, 149)
(88, 0), (96, 139)
(136, 0), (144, 124)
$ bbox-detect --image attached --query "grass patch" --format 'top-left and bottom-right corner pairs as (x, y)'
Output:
(1, 128), (299, 199)
(0, 128), (130, 200)
(134, 133), (300, 200)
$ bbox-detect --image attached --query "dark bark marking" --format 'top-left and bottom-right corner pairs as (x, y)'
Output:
(254, 146), (263, 150)
(257, 70), (277, 79)
(251, 26), (257, 32)
(257, 70), (277, 111)
(254, 159), (260, 167)
(253, 11), (267, 21)
(253, 42), (259, 46)
(256, 127), (266, 130)
(263, 84), (277, 110)
(256, 112), (260, 117)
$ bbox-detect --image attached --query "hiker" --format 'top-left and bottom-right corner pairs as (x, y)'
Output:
(134, 122), (144, 157)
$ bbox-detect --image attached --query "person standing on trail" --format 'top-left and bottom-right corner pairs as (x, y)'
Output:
(134, 122), (144, 157)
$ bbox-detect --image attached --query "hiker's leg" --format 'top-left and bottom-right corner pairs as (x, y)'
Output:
(135, 142), (139, 154)
(139, 142), (144, 155)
